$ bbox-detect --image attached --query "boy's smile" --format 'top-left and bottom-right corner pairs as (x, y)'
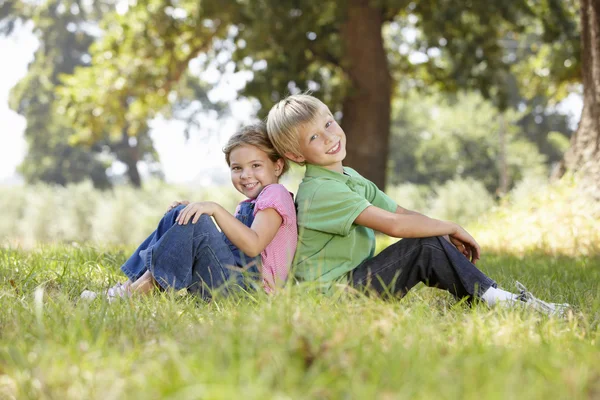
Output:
(285, 105), (346, 173)
(326, 141), (342, 155)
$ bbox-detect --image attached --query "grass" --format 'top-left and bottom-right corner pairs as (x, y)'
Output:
(0, 245), (599, 399)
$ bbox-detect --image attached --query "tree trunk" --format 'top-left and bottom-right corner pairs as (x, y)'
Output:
(498, 113), (509, 196)
(117, 133), (142, 188)
(557, 0), (600, 196)
(340, 0), (391, 189)
(124, 152), (142, 188)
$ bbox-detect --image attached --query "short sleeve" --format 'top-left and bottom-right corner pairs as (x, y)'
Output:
(363, 179), (397, 213)
(299, 181), (371, 236)
(253, 184), (296, 224)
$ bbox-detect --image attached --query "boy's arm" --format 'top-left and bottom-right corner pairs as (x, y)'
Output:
(176, 202), (282, 257)
(355, 205), (480, 263)
(395, 205), (469, 258)
(395, 205), (424, 216)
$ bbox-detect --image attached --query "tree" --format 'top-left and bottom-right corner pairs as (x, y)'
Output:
(556, 0), (600, 194)
(389, 91), (550, 192)
(2, 0), (161, 188)
(6, 1), (112, 188)
(58, 0), (580, 188)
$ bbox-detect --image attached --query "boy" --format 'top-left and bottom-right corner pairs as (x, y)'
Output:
(266, 94), (568, 315)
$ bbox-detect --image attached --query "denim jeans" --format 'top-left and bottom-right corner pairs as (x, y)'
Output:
(349, 236), (496, 299)
(121, 203), (260, 299)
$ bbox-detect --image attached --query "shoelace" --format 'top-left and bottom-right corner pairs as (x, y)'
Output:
(515, 281), (569, 316)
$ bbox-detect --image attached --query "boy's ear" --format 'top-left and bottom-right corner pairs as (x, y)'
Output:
(284, 152), (305, 163)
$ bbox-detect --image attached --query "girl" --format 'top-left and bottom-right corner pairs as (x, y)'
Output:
(82, 122), (297, 301)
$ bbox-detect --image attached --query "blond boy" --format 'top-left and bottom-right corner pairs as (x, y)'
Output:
(266, 94), (568, 315)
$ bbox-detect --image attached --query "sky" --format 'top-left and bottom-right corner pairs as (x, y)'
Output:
(0, 24), (584, 186)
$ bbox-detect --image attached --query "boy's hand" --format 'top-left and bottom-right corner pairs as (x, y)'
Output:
(443, 235), (471, 259)
(176, 202), (218, 225)
(166, 200), (189, 213)
(449, 226), (481, 264)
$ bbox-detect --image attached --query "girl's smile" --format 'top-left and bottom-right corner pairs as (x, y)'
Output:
(229, 144), (284, 199)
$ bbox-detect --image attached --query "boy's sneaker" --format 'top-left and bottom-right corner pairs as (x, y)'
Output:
(515, 281), (571, 317)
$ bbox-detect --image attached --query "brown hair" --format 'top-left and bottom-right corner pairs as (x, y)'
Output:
(223, 122), (290, 175)
(266, 94), (327, 163)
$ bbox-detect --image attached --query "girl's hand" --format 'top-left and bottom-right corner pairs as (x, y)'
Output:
(449, 225), (481, 264)
(166, 200), (189, 213)
(176, 202), (219, 225)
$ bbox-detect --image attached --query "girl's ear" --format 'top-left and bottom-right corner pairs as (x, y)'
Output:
(284, 152), (305, 163)
(274, 158), (285, 176)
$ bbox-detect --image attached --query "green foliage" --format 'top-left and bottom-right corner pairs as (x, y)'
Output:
(3, 0), (581, 189)
(385, 183), (430, 214)
(7, 1), (111, 188)
(0, 245), (598, 398)
(547, 131), (571, 154)
(389, 91), (554, 191)
(4, 0), (160, 188)
(57, 0), (237, 142)
(472, 175), (600, 256)
(0, 181), (243, 247)
(428, 178), (495, 225)
(511, 0), (580, 100)
(56, 0), (579, 141)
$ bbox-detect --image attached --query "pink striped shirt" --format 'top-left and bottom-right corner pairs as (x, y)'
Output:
(241, 184), (297, 292)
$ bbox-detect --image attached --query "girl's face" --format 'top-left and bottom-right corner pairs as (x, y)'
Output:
(229, 144), (284, 199)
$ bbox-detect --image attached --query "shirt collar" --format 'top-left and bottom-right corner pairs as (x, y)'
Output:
(305, 164), (351, 182)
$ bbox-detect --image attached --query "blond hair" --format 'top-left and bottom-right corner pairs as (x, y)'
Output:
(266, 94), (327, 162)
(223, 122), (289, 175)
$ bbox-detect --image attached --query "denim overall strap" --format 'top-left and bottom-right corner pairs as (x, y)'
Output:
(222, 202), (261, 274)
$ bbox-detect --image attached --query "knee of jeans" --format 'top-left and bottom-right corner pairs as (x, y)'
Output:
(421, 236), (439, 244)
(416, 236), (442, 249)
(194, 214), (213, 225)
(190, 214), (219, 235)
(392, 237), (441, 256)
(165, 204), (187, 219)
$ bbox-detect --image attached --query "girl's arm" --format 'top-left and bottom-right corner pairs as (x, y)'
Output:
(176, 202), (282, 257)
(355, 205), (480, 263)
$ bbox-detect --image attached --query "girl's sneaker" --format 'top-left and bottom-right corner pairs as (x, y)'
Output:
(80, 290), (98, 301)
(106, 282), (131, 303)
(80, 282), (131, 303)
(515, 281), (571, 317)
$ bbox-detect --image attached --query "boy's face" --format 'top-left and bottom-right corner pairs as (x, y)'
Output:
(286, 105), (346, 172)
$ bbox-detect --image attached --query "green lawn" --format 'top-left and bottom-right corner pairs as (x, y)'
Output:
(1, 245), (599, 399)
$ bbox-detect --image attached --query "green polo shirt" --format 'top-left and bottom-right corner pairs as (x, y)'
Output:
(293, 164), (398, 282)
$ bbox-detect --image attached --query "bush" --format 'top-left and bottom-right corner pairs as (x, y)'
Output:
(385, 183), (430, 214)
(0, 181), (244, 247)
(428, 178), (495, 225)
(472, 175), (600, 256)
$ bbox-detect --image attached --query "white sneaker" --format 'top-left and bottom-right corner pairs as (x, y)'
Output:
(515, 281), (571, 317)
(106, 282), (131, 303)
(80, 290), (98, 301)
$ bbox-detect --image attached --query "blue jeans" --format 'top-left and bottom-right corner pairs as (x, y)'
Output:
(349, 236), (496, 299)
(121, 204), (259, 299)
